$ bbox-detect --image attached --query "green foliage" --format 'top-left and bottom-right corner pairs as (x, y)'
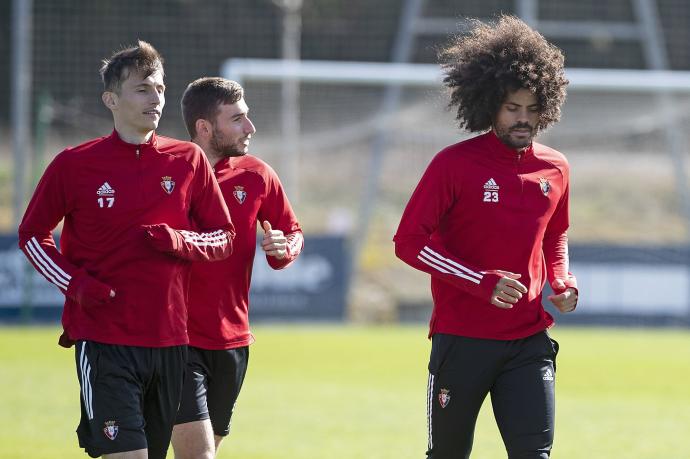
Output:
(0, 325), (688, 458)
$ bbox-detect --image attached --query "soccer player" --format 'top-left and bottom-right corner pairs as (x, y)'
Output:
(394, 16), (578, 459)
(18, 41), (235, 459)
(171, 77), (303, 459)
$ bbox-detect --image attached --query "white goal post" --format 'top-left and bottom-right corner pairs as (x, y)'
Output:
(222, 58), (690, 92)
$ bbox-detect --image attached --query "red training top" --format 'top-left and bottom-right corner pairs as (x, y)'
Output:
(18, 130), (235, 347)
(187, 154), (303, 350)
(394, 131), (576, 340)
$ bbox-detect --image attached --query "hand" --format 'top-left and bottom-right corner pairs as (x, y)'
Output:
(261, 221), (287, 259)
(548, 278), (577, 313)
(490, 270), (528, 309)
(143, 223), (181, 254)
(58, 329), (76, 348)
(66, 269), (116, 309)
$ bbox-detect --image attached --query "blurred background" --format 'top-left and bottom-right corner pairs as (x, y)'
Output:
(2, 0), (690, 328)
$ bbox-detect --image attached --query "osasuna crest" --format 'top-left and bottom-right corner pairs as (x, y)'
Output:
(233, 185), (247, 204)
(103, 420), (119, 440)
(539, 177), (551, 196)
(161, 176), (175, 194)
(438, 388), (451, 408)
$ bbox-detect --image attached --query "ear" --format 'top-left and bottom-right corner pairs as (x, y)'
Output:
(195, 119), (212, 138)
(102, 91), (117, 110)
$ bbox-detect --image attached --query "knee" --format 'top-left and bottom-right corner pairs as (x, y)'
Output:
(173, 449), (214, 459)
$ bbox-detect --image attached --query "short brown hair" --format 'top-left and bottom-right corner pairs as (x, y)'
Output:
(440, 15), (568, 132)
(181, 77), (245, 139)
(100, 40), (164, 92)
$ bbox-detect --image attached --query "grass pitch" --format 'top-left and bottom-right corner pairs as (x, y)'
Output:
(0, 325), (688, 459)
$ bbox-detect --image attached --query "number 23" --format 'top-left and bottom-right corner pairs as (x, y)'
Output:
(483, 191), (498, 202)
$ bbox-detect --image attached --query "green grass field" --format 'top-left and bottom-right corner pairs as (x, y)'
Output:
(1, 325), (689, 459)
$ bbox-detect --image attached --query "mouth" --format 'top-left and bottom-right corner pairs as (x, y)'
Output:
(511, 129), (531, 135)
(143, 110), (161, 117)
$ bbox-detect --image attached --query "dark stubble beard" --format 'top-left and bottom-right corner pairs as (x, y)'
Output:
(495, 122), (536, 149)
(210, 125), (247, 158)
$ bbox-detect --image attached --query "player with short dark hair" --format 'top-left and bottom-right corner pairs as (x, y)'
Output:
(394, 16), (578, 459)
(18, 41), (235, 459)
(172, 77), (303, 459)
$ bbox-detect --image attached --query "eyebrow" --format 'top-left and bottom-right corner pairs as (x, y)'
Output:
(505, 101), (539, 107)
(135, 82), (166, 90)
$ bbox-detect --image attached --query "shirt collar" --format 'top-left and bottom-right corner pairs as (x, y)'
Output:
(108, 129), (158, 151)
(484, 130), (534, 160)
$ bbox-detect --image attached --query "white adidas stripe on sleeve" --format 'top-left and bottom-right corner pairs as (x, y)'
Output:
(24, 238), (71, 291)
(286, 232), (303, 254)
(422, 247), (483, 281)
(179, 229), (229, 248)
(417, 246), (482, 285)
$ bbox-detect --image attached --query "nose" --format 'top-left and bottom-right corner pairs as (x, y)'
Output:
(244, 117), (256, 135)
(151, 90), (163, 106)
(516, 108), (530, 123)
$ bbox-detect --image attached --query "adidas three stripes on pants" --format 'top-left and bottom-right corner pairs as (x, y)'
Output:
(426, 331), (559, 459)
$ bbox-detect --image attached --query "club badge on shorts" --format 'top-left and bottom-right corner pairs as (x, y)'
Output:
(233, 185), (247, 204)
(539, 177), (550, 196)
(438, 388), (451, 408)
(103, 420), (119, 440)
(161, 176), (175, 194)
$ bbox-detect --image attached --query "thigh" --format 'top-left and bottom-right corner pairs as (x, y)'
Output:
(143, 345), (188, 459)
(206, 346), (250, 437)
(491, 332), (558, 459)
(176, 346), (212, 426)
(426, 334), (502, 459)
(75, 341), (147, 458)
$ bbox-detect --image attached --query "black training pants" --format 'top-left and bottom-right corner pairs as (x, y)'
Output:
(426, 331), (559, 459)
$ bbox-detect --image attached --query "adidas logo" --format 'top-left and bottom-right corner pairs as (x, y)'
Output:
(97, 182), (115, 197)
(483, 178), (499, 190)
(542, 368), (554, 381)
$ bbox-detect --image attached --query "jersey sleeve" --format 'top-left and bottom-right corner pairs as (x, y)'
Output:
(393, 153), (501, 301)
(180, 149), (236, 261)
(542, 166), (577, 294)
(18, 153), (114, 306)
(257, 165), (303, 270)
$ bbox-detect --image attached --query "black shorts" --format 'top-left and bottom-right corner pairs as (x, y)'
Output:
(426, 331), (559, 459)
(74, 341), (187, 459)
(175, 346), (249, 436)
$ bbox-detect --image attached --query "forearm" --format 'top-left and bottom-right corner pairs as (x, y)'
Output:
(266, 230), (304, 269)
(18, 231), (113, 306)
(543, 231), (577, 292)
(394, 234), (499, 301)
(144, 224), (235, 262)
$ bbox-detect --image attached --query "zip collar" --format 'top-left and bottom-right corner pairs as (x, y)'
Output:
(484, 130), (534, 163)
(107, 129), (159, 154)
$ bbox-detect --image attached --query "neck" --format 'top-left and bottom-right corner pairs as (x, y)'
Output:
(114, 124), (153, 145)
(195, 140), (223, 166)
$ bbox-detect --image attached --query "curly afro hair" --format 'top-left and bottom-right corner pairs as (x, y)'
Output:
(439, 15), (568, 133)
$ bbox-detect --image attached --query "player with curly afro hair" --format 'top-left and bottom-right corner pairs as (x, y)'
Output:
(440, 15), (568, 134)
(395, 15), (577, 459)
